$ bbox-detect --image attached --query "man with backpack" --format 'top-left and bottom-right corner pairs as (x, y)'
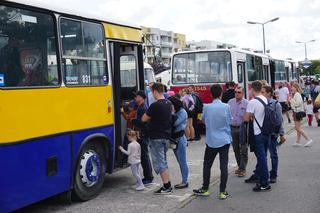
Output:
(188, 85), (203, 141)
(262, 85), (285, 183)
(244, 81), (281, 192)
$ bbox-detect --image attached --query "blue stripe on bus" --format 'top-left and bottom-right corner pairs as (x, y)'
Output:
(0, 125), (114, 213)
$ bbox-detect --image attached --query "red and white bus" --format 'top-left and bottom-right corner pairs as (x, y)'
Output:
(170, 49), (273, 103)
(270, 58), (299, 91)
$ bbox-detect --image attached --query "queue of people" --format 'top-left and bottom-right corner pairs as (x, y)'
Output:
(119, 79), (318, 199)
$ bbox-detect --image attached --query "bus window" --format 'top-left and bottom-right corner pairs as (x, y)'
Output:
(247, 55), (263, 82)
(263, 65), (269, 82)
(237, 63), (243, 83)
(120, 55), (137, 100)
(274, 60), (286, 81)
(172, 51), (231, 84)
(0, 5), (59, 87)
(254, 57), (263, 81)
(60, 18), (107, 86)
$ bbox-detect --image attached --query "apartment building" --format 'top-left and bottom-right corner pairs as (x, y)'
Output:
(186, 40), (236, 50)
(142, 26), (186, 66)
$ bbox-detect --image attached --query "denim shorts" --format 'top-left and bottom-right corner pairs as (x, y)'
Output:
(149, 139), (170, 174)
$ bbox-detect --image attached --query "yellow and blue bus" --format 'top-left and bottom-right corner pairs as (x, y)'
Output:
(0, 1), (147, 211)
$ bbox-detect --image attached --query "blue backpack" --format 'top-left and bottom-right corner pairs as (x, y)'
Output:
(254, 97), (282, 135)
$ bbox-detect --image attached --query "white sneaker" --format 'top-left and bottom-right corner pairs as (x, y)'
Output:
(136, 185), (145, 191)
(292, 142), (302, 147)
(304, 140), (314, 147)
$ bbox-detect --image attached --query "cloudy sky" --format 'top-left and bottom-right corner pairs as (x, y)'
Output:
(33, 0), (319, 60)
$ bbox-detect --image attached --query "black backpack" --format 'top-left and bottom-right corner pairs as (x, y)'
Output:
(254, 97), (282, 136)
(191, 93), (203, 113)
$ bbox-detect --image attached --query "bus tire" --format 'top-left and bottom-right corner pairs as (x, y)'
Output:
(72, 142), (106, 201)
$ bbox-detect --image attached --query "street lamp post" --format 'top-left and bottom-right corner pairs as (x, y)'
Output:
(247, 17), (280, 54)
(296, 40), (315, 60)
(296, 40), (316, 76)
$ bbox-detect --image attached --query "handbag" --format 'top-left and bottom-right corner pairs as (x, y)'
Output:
(295, 111), (306, 120)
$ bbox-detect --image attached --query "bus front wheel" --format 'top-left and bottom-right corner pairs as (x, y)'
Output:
(72, 142), (106, 201)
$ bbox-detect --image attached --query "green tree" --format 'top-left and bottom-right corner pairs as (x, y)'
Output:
(304, 60), (320, 75)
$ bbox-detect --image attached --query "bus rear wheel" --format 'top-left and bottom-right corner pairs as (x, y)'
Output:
(72, 143), (106, 201)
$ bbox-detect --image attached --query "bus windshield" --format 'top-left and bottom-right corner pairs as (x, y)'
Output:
(144, 68), (155, 84)
(172, 51), (232, 84)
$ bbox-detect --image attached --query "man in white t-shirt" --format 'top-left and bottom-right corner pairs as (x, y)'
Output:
(244, 81), (271, 192)
(277, 82), (291, 123)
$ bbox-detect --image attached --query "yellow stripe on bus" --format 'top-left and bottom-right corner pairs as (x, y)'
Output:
(103, 23), (142, 42)
(0, 86), (114, 143)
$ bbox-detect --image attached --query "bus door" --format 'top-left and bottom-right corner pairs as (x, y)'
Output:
(237, 61), (247, 98)
(109, 42), (144, 167)
(263, 65), (269, 82)
(285, 66), (290, 82)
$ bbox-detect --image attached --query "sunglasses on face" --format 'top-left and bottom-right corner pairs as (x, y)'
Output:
(235, 91), (242, 94)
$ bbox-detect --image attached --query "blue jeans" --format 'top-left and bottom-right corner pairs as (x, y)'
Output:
(139, 138), (153, 181)
(268, 136), (279, 178)
(173, 136), (189, 184)
(149, 139), (170, 174)
(254, 134), (270, 187)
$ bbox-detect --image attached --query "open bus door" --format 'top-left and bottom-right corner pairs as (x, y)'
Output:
(109, 42), (144, 168)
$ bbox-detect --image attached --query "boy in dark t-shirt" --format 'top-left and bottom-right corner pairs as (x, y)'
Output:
(142, 83), (173, 194)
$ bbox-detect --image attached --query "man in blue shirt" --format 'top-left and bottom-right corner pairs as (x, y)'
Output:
(193, 84), (232, 200)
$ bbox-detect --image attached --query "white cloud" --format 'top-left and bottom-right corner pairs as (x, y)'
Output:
(33, 0), (319, 60)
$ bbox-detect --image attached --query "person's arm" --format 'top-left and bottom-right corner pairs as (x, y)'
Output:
(276, 102), (285, 136)
(315, 93), (320, 106)
(244, 101), (254, 122)
(175, 110), (187, 127)
(119, 144), (131, 156)
(141, 104), (155, 122)
(141, 113), (150, 122)
(290, 93), (299, 108)
(201, 105), (206, 122)
(286, 88), (290, 103)
(120, 107), (131, 121)
(226, 105), (232, 126)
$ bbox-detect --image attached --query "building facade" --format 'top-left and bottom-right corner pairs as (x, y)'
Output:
(186, 40), (236, 50)
(142, 26), (186, 66)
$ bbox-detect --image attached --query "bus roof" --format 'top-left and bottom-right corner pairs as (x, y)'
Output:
(4, 0), (141, 30)
(172, 48), (232, 56)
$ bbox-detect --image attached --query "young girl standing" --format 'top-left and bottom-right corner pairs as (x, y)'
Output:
(119, 130), (145, 191)
(305, 99), (314, 126)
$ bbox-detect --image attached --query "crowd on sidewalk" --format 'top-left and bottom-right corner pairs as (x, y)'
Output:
(118, 79), (320, 199)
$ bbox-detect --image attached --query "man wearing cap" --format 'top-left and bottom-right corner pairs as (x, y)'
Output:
(132, 90), (154, 184)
